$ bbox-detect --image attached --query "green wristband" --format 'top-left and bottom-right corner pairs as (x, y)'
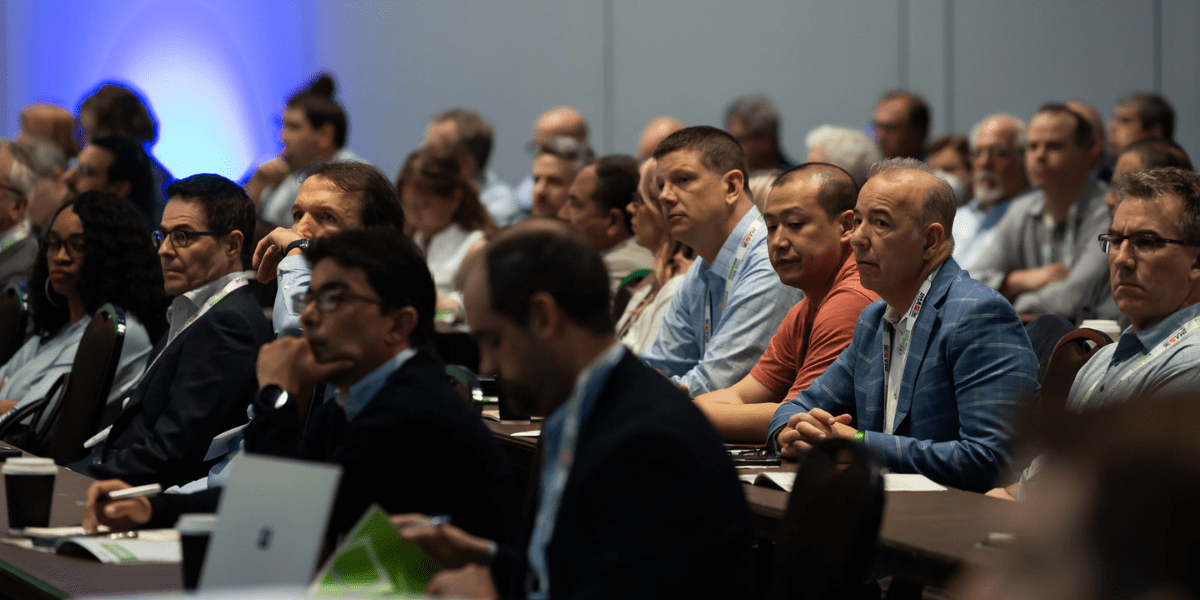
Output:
(854, 430), (865, 443)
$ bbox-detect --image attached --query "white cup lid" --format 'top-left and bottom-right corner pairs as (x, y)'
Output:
(3, 457), (56, 475)
(176, 513), (218, 533)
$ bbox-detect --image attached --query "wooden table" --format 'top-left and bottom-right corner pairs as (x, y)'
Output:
(485, 419), (1015, 588)
(0, 446), (181, 599)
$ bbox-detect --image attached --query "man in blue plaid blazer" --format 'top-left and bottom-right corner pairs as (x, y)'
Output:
(770, 160), (1039, 492)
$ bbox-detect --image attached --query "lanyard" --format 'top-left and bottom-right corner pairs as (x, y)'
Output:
(0, 222), (30, 253)
(1040, 204), (1077, 266)
(704, 216), (763, 344)
(143, 276), (248, 377)
(881, 267), (938, 432)
(526, 344), (624, 600)
(1078, 316), (1200, 407)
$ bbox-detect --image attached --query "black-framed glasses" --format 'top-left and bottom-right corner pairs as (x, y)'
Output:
(43, 234), (86, 257)
(0, 183), (25, 198)
(152, 229), (223, 248)
(294, 286), (386, 313)
(1098, 232), (1194, 255)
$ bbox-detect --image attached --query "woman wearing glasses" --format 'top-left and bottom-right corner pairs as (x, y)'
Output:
(0, 191), (167, 413)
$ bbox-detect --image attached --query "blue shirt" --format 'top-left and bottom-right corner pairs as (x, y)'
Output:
(641, 207), (803, 394)
(273, 255), (310, 338)
(338, 348), (418, 421)
(1067, 301), (1200, 409)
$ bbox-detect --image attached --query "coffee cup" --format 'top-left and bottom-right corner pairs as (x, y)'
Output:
(177, 513), (218, 590)
(3, 457), (56, 532)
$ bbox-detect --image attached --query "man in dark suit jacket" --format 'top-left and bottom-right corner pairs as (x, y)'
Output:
(395, 220), (753, 599)
(84, 228), (520, 544)
(71, 174), (272, 487)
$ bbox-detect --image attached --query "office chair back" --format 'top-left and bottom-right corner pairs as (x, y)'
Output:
(1041, 327), (1112, 414)
(0, 282), (29, 365)
(767, 438), (885, 600)
(39, 304), (126, 464)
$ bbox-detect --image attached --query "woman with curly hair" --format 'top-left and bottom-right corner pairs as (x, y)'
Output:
(0, 191), (167, 413)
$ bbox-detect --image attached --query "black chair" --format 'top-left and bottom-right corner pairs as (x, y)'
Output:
(0, 304), (126, 464)
(767, 438), (885, 600)
(0, 282), (29, 365)
(1041, 327), (1113, 414)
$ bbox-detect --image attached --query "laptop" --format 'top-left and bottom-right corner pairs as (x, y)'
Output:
(198, 453), (342, 590)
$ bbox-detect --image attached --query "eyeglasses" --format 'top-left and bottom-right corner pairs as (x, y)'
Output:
(72, 162), (99, 177)
(294, 286), (386, 313)
(43, 235), (86, 257)
(152, 229), (223, 248)
(0, 183), (25, 198)
(1098, 233), (1194, 255)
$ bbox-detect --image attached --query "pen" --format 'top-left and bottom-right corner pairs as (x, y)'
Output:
(75, 483), (162, 506)
(397, 514), (452, 531)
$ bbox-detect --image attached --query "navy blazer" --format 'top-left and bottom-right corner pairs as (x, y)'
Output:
(771, 258), (1039, 492)
(495, 351), (754, 599)
(73, 286), (273, 487)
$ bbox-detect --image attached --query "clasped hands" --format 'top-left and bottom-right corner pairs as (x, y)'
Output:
(776, 407), (858, 458)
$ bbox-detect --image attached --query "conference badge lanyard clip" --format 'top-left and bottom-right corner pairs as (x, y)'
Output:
(83, 275), (249, 450)
(881, 267), (938, 433)
(1078, 315), (1200, 408)
(704, 215), (763, 345)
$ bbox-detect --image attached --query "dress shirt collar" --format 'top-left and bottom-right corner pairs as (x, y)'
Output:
(1114, 300), (1200, 361)
(337, 347), (418, 421)
(0, 220), (31, 252)
(882, 261), (945, 324)
(166, 271), (245, 338)
(707, 205), (763, 278)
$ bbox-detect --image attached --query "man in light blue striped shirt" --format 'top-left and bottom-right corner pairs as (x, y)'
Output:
(641, 126), (802, 394)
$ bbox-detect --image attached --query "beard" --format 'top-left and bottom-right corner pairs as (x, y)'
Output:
(972, 170), (1004, 205)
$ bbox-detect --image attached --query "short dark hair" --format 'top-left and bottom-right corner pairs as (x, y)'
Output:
(773, 162), (858, 216)
(305, 227), (435, 350)
(484, 221), (612, 335)
(591, 154), (640, 233)
(724, 94), (781, 138)
(307, 161), (405, 229)
(432, 108), (494, 173)
(1119, 92), (1176, 140)
(80, 83), (158, 144)
(654, 125), (750, 187)
(1112, 167), (1200, 245)
(879, 90), (930, 133)
(287, 73), (348, 148)
(1120, 138), (1193, 172)
(165, 174), (256, 269)
(1037, 103), (1095, 149)
(89, 134), (156, 222)
(31, 191), (168, 341)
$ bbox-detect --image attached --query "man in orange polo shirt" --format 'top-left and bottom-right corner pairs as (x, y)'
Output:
(695, 163), (878, 443)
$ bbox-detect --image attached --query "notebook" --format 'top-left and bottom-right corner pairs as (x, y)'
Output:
(198, 453), (342, 590)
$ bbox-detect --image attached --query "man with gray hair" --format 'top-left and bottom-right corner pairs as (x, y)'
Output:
(0, 141), (39, 288)
(15, 136), (70, 233)
(803, 125), (882, 186)
(770, 158), (1039, 492)
(953, 114), (1032, 270)
(725, 94), (794, 171)
(530, 135), (593, 218)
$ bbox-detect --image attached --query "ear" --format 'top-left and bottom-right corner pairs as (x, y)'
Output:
(605, 207), (625, 237)
(527, 291), (564, 343)
(922, 222), (946, 258)
(387, 306), (419, 346)
(108, 180), (132, 198)
(226, 230), (245, 264)
(838, 210), (856, 242)
(318, 122), (336, 147)
(1189, 250), (1200, 283)
(723, 169), (745, 206)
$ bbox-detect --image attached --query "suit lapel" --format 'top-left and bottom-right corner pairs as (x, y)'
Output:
(891, 260), (959, 433)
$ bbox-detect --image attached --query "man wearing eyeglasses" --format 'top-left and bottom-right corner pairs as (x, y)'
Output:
(71, 174), (274, 488)
(953, 114), (1032, 271)
(0, 141), (38, 289)
(1070, 168), (1200, 408)
(83, 228), (520, 544)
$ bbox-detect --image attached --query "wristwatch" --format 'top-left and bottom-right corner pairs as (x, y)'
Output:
(255, 384), (290, 412)
(284, 238), (309, 256)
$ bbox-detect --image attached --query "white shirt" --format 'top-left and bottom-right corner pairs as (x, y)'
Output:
(414, 224), (486, 299)
(881, 303), (913, 435)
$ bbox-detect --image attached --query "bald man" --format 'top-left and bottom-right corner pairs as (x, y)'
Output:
(637, 116), (683, 160)
(771, 159), (1038, 492)
(515, 106), (590, 215)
